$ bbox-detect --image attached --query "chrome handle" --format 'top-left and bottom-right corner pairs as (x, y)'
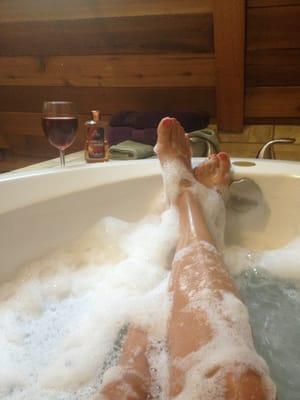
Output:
(188, 130), (218, 157)
(256, 137), (295, 159)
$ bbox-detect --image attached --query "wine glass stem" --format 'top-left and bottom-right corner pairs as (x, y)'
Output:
(59, 149), (65, 166)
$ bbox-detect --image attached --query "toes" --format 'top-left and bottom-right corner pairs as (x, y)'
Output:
(194, 152), (231, 188)
(173, 120), (185, 151)
(217, 152), (231, 174)
(156, 117), (173, 146)
(170, 119), (179, 149)
(208, 155), (219, 173)
(171, 120), (191, 164)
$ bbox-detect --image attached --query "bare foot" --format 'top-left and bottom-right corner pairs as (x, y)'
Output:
(193, 152), (231, 193)
(155, 117), (192, 171)
(155, 118), (231, 202)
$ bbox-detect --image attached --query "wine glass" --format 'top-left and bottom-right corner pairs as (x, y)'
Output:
(42, 101), (78, 166)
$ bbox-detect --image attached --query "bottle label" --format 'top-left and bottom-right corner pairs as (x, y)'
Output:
(88, 140), (104, 158)
(86, 125), (106, 159)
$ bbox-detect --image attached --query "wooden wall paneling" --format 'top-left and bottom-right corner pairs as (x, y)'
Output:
(217, 125), (273, 143)
(219, 142), (261, 157)
(0, 112), (91, 136)
(245, 87), (300, 118)
(213, 0), (245, 132)
(247, 49), (300, 87)
(0, 0), (213, 22)
(273, 126), (300, 162)
(0, 87), (216, 115)
(273, 144), (300, 160)
(274, 125), (300, 143)
(248, 6), (300, 50)
(246, 117), (300, 125)
(0, 156), (46, 173)
(0, 54), (216, 87)
(248, 1), (300, 7)
(0, 134), (9, 150)
(3, 134), (84, 158)
(0, 0), (216, 172)
(0, 14), (214, 56)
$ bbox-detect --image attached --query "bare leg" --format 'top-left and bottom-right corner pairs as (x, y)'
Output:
(97, 327), (151, 400)
(155, 117), (274, 399)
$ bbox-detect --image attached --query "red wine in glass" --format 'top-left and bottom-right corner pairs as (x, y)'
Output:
(42, 117), (78, 149)
(42, 102), (78, 166)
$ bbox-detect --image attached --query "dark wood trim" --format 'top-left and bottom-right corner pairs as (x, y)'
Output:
(213, 0), (245, 131)
(248, 0), (300, 7)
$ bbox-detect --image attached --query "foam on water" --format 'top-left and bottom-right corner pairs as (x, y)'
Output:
(0, 209), (178, 399)
(224, 237), (300, 282)
(1, 163), (300, 399)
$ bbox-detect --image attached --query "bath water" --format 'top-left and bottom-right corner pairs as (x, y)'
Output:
(1, 193), (299, 398)
(236, 269), (300, 400)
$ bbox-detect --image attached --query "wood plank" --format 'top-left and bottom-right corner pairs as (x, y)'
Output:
(273, 144), (300, 161)
(3, 134), (84, 158)
(248, 6), (300, 50)
(248, 1), (300, 7)
(0, 86), (216, 115)
(247, 125), (274, 143)
(245, 87), (300, 118)
(0, 112), (92, 137)
(0, 54), (216, 88)
(220, 142), (261, 157)
(274, 125), (300, 144)
(0, 156), (46, 173)
(246, 117), (300, 125)
(247, 49), (300, 87)
(0, 14), (213, 56)
(218, 125), (274, 143)
(218, 131), (249, 143)
(0, 0), (212, 22)
(213, 0), (245, 132)
(0, 134), (9, 149)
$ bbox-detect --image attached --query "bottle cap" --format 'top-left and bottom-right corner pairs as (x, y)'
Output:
(91, 110), (100, 122)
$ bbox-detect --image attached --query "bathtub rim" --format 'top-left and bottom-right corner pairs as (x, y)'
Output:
(1, 157), (300, 216)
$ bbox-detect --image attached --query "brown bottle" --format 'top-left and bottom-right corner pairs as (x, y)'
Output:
(84, 110), (109, 162)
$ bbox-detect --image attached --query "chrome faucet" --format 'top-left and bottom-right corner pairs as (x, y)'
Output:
(256, 138), (295, 159)
(188, 129), (219, 157)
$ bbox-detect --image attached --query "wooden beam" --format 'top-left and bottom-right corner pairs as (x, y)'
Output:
(213, 0), (245, 132)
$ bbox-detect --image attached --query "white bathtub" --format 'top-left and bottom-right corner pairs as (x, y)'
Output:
(1, 158), (300, 283)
